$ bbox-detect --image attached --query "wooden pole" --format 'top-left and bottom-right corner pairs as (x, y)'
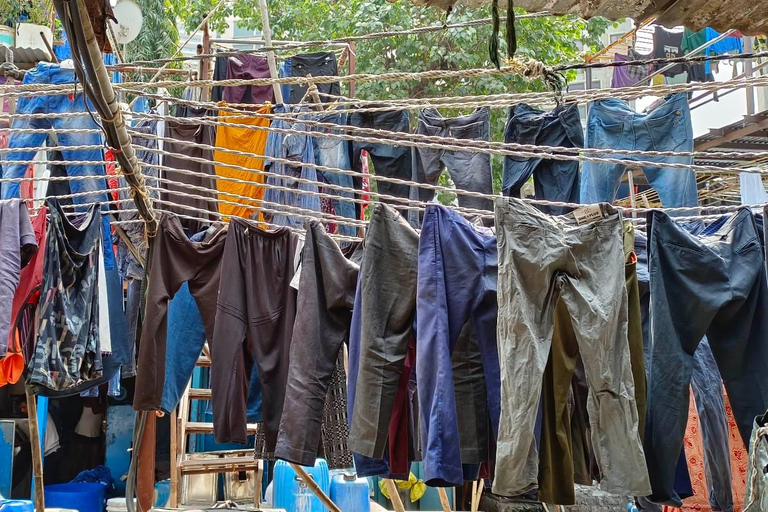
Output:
(627, 169), (638, 218)
(25, 389), (45, 512)
(254, 459), (263, 510)
(472, 478), (484, 511)
(384, 479), (406, 512)
(201, 21), (211, 102)
(471, 480), (478, 512)
(258, 0), (284, 104)
(348, 42), (356, 98)
(437, 487), (452, 512)
(136, 412), (156, 512)
(289, 463), (341, 512)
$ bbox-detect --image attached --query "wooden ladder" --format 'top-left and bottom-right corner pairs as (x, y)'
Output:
(169, 348), (263, 508)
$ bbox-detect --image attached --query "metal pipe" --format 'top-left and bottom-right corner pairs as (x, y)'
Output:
(691, 59), (768, 110)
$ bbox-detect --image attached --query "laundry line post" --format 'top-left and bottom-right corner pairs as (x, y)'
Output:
(384, 479), (406, 512)
(289, 463), (341, 512)
(258, 0), (284, 104)
(25, 389), (45, 512)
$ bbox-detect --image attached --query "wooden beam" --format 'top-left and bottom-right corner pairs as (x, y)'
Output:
(136, 412), (156, 512)
(25, 390), (45, 512)
(696, 116), (768, 151)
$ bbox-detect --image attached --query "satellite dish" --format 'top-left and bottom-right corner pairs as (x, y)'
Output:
(110, 0), (143, 44)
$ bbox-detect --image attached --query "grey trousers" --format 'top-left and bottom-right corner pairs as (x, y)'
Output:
(745, 419), (768, 512)
(494, 197), (650, 497)
(349, 203), (419, 458)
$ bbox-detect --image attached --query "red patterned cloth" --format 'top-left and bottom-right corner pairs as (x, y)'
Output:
(665, 389), (748, 512)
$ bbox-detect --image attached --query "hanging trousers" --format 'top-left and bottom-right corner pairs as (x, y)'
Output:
(645, 209), (768, 506)
(210, 217), (298, 449)
(494, 197), (650, 497)
(134, 214), (228, 412)
(276, 221), (359, 466)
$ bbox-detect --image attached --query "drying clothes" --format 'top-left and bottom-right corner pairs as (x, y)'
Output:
(224, 55), (273, 105)
(503, 103), (583, 215)
(0, 199), (37, 358)
(210, 217), (298, 450)
(321, 351), (355, 470)
(28, 200), (104, 391)
(645, 208), (768, 506)
(263, 105), (322, 228)
(133, 214), (228, 412)
(581, 93), (697, 208)
(1, 205), (47, 387)
(494, 197), (650, 497)
(412, 108), (494, 216)
(214, 106), (270, 220)
(349, 109), (413, 207)
(537, 222), (647, 506)
(349, 203), (419, 460)
(416, 204), (500, 487)
(116, 119), (159, 280)
(275, 221), (358, 466)
(682, 28), (743, 74)
(285, 52), (341, 104)
(312, 112), (357, 238)
(162, 107), (219, 234)
(211, 55), (229, 103)
(2, 63), (108, 205)
(626, 48), (652, 83)
(745, 418), (768, 512)
(653, 27), (686, 77)
(612, 53), (636, 88)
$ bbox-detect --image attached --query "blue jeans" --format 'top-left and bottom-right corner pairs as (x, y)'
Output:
(415, 205), (500, 486)
(312, 112), (357, 237)
(1, 63), (108, 204)
(581, 93), (697, 208)
(645, 208), (768, 506)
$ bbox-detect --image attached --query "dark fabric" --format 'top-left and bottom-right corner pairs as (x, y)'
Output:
(612, 53), (636, 88)
(211, 55), (228, 103)
(653, 27), (686, 77)
(286, 52), (340, 104)
(162, 107), (219, 233)
(210, 217), (298, 450)
(45, 150), (74, 207)
(415, 204), (499, 486)
(502, 103), (583, 215)
(349, 204), (419, 459)
(133, 214), (227, 411)
(275, 221), (358, 466)
(645, 208), (768, 506)
(28, 199), (103, 391)
(348, 109), (413, 212)
(627, 48), (652, 83)
(224, 55), (274, 105)
(321, 351), (355, 469)
(412, 108), (494, 215)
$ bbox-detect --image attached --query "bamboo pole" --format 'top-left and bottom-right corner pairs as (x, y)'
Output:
(384, 479), (406, 512)
(258, 0), (284, 104)
(290, 463), (341, 512)
(437, 487), (452, 512)
(25, 389), (45, 512)
(472, 478), (484, 511)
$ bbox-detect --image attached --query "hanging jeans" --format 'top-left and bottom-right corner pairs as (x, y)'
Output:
(349, 109), (413, 205)
(210, 218), (298, 449)
(745, 419), (768, 511)
(349, 204), (419, 459)
(494, 197), (650, 497)
(133, 214), (228, 412)
(502, 103), (584, 215)
(416, 205), (499, 486)
(286, 52), (340, 104)
(411, 108), (494, 216)
(2, 63), (108, 204)
(580, 93), (697, 208)
(276, 221), (358, 465)
(312, 112), (357, 237)
(645, 208), (768, 506)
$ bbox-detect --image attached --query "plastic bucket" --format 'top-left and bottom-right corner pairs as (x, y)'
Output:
(44, 483), (106, 512)
(0, 500), (35, 512)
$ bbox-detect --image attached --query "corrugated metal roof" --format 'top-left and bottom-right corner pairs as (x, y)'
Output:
(409, 0), (768, 35)
(10, 46), (52, 65)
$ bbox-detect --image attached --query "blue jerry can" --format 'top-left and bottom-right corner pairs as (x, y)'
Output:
(273, 459), (330, 512)
(330, 473), (370, 512)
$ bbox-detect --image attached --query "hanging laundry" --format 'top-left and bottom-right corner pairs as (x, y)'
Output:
(745, 413), (768, 511)
(210, 217), (298, 452)
(645, 208), (768, 506)
(285, 52), (341, 104)
(416, 205), (499, 487)
(213, 106), (271, 220)
(581, 93), (697, 208)
(412, 108), (494, 218)
(28, 200), (104, 391)
(612, 53), (637, 88)
(275, 221), (358, 467)
(262, 105), (322, 228)
(348, 108), (413, 205)
(682, 28), (744, 75)
(211, 54), (229, 103)
(223, 55), (274, 105)
(312, 111), (357, 238)
(1, 63), (109, 205)
(133, 214), (228, 412)
(0, 199), (37, 359)
(503, 103), (583, 214)
(493, 197), (650, 497)
(653, 27), (687, 78)
(162, 107), (219, 234)
(627, 47), (653, 83)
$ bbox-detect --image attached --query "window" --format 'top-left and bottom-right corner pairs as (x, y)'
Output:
(609, 33), (624, 44)
(233, 21), (255, 39)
